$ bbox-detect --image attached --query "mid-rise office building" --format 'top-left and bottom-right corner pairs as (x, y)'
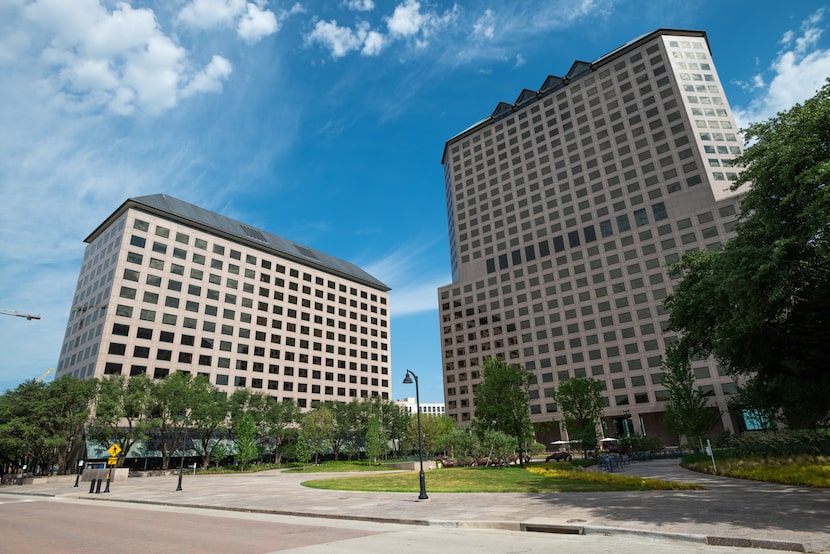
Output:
(438, 29), (746, 442)
(56, 194), (391, 408)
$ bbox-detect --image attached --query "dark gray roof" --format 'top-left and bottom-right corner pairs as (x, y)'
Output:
(87, 194), (390, 291)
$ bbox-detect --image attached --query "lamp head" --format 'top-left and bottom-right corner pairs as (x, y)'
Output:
(402, 372), (413, 385)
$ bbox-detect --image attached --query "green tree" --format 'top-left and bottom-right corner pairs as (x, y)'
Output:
(472, 357), (534, 465)
(408, 414), (454, 457)
(295, 428), (312, 468)
(326, 401), (361, 461)
(446, 428), (479, 459)
(0, 380), (53, 474)
(260, 398), (300, 465)
(665, 81), (830, 428)
(147, 373), (195, 471)
(661, 347), (721, 448)
(364, 415), (385, 464)
(90, 374), (152, 467)
(42, 376), (98, 473)
(233, 412), (259, 471)
(481, 429), (518, 466)
(728, 378), (780, 432)
(301, 406), (336, 465)
(188, 379), (230, 470)
(553, 377), (604, 456)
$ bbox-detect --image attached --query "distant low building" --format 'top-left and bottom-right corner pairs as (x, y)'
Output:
(395, 397), (446, 417)
(55, 194), (392, 409)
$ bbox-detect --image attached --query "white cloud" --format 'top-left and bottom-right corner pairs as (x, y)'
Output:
(178, 0), (246, 29)
(473, 9), (495, 40)
(14, 1), (253, 115)
(237, 3), (279, 43)
(734, 9), (830, 129)
(307, 19), (385, 58)
(307, 19), (364, 58)
(362, 30), (385, 56)
(307, 0), (458, 60)
(345, 0), (374, 12)
(182, 54), (233, 97)
(179, 0), (280, 43)
(387, 0), (423, 37)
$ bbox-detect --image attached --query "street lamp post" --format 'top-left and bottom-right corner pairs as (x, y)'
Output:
(402, 369), (428, 500)
(176, 411), (189, 492)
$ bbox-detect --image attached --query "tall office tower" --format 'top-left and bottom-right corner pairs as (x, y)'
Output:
(438, 29), (748, 442)
(56, 194), (391, 408)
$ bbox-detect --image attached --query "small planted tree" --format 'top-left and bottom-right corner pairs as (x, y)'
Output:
(233, 412), (259, 471)
(302, 407), (336, 465)
(473, 357), (534, 465)
(553, 377), (604, 457)
(364, 415), (385, 465)
(662, 346), (720, 449)
(295, 429), (312, 469)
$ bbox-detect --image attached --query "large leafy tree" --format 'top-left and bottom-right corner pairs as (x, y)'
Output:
(187, 378), (230, 470)
(0, 381), (54, 474)
(301, 406), (336, 465)
(407, 414), (454, 457)
(0, 377), (96, 474)
(42, 376), (98, 472)
(472, 357), (534, 465)
(326, 401), (361, 461)
(666, 81), (830, 428)
(553, 377), (604, 455)
(661, 348), (721, 448)
(260, 398), (300, 465)
(147, 372), (196, 470)
(89, 374), (152, 467)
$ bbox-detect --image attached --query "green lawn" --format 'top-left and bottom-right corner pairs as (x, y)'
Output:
(302, 463), (702, 493)
(683, 455), (830, 487)
(284, 461), (396, 473)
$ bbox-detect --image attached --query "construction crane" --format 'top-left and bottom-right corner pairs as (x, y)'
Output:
(36, 368), (55, 382)
(1, 309), (41, 320)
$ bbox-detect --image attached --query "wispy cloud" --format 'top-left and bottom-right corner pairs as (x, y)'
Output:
(362, 241), (450, 317)
(733, 8), (830, 129)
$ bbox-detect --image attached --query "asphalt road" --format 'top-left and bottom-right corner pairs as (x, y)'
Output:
(0, 494), (799, 554)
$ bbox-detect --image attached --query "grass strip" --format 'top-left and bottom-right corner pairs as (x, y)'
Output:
(302, 464), (702, 493)
(683, 455), (830, 487)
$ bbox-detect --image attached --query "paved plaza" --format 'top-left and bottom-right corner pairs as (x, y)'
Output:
(3, 458), (829, 552)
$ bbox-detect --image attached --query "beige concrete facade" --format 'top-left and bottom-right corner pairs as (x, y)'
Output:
(438, 29), (745, 442)
(56, 195), (391, 409)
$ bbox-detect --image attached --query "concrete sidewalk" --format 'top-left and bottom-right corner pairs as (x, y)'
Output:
(3, 458), (829, 552)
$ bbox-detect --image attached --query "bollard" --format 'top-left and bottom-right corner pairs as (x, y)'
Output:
(104, 474), (110, 493)
(95, 479), (102, 494)
(89, 479), (95, 494)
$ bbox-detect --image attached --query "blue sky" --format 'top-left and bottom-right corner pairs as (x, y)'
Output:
(1, 0), (829, 402)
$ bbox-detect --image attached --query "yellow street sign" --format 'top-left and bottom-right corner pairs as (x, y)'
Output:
(107, 457), (118, 466)
(107, 444), (122, 457)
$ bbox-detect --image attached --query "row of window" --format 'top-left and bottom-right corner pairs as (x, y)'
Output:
(100, 364), (387, 406)
(132, 217), (387, 304)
